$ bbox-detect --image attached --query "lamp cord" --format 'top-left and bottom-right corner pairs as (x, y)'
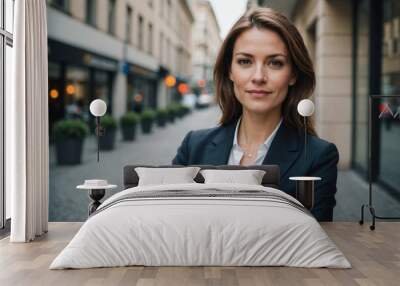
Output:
(304, 116), (307, 161)
(96, 116), (100, 162)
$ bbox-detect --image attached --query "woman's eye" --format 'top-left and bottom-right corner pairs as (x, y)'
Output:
(237, 59), (251, 65)
(269, 60), (284, 68)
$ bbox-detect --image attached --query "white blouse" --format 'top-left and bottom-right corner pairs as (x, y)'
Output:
(227, 117), (283, 165)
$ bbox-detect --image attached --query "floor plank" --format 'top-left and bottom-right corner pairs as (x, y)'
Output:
(0, 222), (399, 286)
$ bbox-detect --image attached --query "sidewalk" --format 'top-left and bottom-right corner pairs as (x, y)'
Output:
(335, 170), (400, 221)
(49, 106), (221, 221)
(49, 106), (400, 222)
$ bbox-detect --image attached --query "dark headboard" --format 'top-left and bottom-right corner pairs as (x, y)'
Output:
(123, 165), (280, 189)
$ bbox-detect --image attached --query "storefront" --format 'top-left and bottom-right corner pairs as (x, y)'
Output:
(126, 63), (158, 112)
(352, 0), (400, 196)
(48, 39), (118, 136)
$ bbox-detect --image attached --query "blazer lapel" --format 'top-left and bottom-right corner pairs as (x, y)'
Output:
(263, 121), (302, 177)
(205, 121), (237, 165)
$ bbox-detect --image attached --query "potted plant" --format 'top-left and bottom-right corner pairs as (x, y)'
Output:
(166, 106), (174, 123)
(156, 108), (168, 127)
(177, 103), (189, 117)
(53, 119), (89, 165)
(99, 115), (117, 150)
(177, 104), (186, 118)
(173, 103), (184, 118)
(120, 112), (139, 141)
(167, 104), (178, 122)
(181, 104), (191, 116)
(140, 109), (156, 133)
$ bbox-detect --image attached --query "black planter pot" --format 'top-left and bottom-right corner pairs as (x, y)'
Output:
(168, 113), (175, 123)
(99, 129), (116, 150)
(56, 137), (84, 165)
(121, 124), (137, 141)
(156, 116), (167, 127)
(141, 119), (153, 133)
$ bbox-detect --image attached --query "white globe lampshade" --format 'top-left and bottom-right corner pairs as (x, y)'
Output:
(89, 99), (107, 117)
(297, 99), (315, 117)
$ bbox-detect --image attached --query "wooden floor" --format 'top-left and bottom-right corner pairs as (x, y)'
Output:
(0, 222), (399, 286)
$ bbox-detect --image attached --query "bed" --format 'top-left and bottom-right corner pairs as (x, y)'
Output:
(50, 165), (350, 269)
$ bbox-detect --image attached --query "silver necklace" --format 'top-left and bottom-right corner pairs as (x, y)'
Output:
(242, 145), (257, 158)
(240, 125), (258, 158)
(244, 151), (253, 158)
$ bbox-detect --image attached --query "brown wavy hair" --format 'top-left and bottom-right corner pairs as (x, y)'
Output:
(213, 7), (317, 136)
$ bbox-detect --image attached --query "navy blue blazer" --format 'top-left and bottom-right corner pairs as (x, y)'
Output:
(172, 119), (339, 221)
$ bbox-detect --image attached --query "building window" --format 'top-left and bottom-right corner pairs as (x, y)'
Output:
(126, 6), (133, 44)
(1, 0), (15, 231)
(378, 0), (400, 191)
(159, 0), (163, 17)
(86, 0), (96, 27)
(166, 38), (170, 66)
(48, 0), (69, 13)
(176, 46), (181, 74)
(148, 23), (153, 55)
(159, 32), (164, 63)
(353, 0), (370, 172)
(64, 66), (90, 120)
(48, 62), (64, 136)
(352, 0), (400, 196)
(167, 0), (172, 24)
(94, 71), (113, 108)
(138, 15), (144, 50)
(108, 0), (116, 35)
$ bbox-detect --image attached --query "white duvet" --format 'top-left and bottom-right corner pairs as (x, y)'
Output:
(50, 183), (351, 269)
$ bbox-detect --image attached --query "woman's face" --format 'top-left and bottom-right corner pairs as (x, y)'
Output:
(230, 27), (296, 115)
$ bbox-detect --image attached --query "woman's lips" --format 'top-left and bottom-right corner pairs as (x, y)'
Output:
(246, 90), (273, 98)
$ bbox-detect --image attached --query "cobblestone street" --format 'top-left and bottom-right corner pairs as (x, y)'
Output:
(49, 106), (400, 222)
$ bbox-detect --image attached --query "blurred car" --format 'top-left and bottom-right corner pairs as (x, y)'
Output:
(196, 93), (215, 109)
(181, 93), (197, 109)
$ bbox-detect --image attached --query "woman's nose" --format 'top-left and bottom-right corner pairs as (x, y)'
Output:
(251, 65), (267, 84)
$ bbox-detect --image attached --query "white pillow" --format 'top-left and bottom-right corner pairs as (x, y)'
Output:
(200, 169), (266, 185)
(135, 167), (201, 186)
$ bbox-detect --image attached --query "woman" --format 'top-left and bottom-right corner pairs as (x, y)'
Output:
(172, 8), (339, 222)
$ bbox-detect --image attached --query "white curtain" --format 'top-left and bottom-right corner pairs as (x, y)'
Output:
(7, 0), (49, 242)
